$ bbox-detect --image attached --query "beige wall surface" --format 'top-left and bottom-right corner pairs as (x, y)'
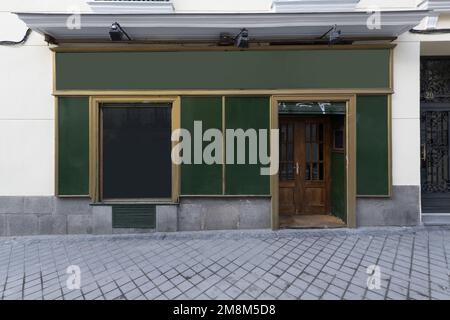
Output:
(0, 10), (53, 196)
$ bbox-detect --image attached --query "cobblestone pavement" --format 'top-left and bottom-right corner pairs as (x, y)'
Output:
(0, 227), (450, 300)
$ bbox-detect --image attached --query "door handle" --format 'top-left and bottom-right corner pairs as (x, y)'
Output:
(294, 162), (300, 175)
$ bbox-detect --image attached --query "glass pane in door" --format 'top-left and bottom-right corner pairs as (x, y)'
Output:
(305, 122), (324, 181)
(280, 122), (295, 181)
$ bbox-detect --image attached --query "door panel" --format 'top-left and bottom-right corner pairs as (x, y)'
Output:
(302, 119), (331, 214)
(279, 116), (331, 215)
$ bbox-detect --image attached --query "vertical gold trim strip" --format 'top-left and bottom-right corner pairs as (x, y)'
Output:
(52, 51), (56, 94)
(389, 48), (394, 92)
(346, 95), (357, 228)
(389, 47), (394, 195)
(388, 94), (392, 197)
(88, 96), (93, 199)
(270, 96), (279, 230)
(54, 96), (59, 196)
(172, 97), (181, 203)
(89, 97), (100, 202)
(222, 96), (226, 195)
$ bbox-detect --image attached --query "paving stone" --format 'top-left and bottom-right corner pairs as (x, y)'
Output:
(1, 227), (450, 300)
(322, 292), (340, 300)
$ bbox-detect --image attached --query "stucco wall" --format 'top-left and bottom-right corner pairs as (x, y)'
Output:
(391, 37), (421, 187)
(0, 10), (54, 196)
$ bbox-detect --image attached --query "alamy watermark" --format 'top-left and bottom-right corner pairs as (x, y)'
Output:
(171, 121), (279, 176)
(366, 265), (382, 290)
(66, 6), (81, 30)
(366, 6), (381, 30)
(66, 265), (81, 290)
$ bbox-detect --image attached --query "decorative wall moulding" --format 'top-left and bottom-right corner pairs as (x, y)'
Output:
(87, 0), (175, 14)
(272, 0), (360, 13)
(424, 0), (450, 12)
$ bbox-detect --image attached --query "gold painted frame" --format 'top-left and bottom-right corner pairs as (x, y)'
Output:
(89, 96), (181, 204)
(54, 89), (393, 97)
(51, 44), (395, 53)
(270, 94), (357, 229)
(52, 46), (394, 95)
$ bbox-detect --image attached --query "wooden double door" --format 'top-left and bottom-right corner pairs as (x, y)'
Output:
(279, 116), (331, 215)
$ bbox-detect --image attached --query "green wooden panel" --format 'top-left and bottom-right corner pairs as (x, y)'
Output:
(56, 50), (390, 90)
(181, 97), (223, 195)
(57, 97), (89, 196)
(356, 95), (389, 196)
(112, 204), (155, 228)
(331, 152), (346, 222)
(225, 97), (270, 195)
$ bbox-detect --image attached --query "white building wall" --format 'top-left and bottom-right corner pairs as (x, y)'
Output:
(0, 7), (54, 196)
(391, 38), (421, 187)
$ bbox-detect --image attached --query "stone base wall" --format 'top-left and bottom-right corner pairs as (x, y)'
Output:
(177, 198), (271, 231)
(356, 185), (421, 227)
(0, 197), (110, 236)
(0, 188), (424, 236)
(0, 196), (272, 236)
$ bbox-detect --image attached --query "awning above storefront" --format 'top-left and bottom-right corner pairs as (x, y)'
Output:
(15, 10), (429, 43)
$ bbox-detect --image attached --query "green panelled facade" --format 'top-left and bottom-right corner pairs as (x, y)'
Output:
(55, 48), (392, 222)
(331, 152), (347, 222)
(224, 97), (270, 195)
(55, 50), (390, 90)
(356, 95), (390, 196)
(180, 97), (223, 195)
(180, 96), (270, 196)
(57, 97), (90, 196)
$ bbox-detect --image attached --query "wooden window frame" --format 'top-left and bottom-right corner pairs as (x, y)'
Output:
(332, 123), (345, 152)
(89, 96), (181, 204)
